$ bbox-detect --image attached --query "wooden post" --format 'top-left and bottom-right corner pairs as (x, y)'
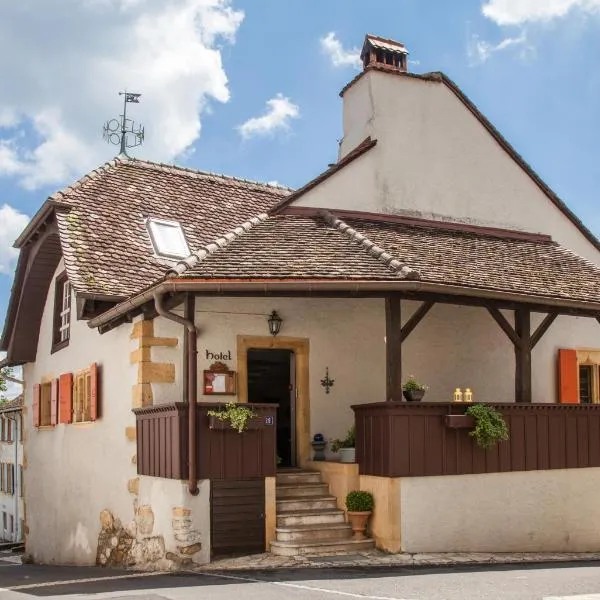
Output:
(515, 308), (532, 403)
(385, 295), (402, 402)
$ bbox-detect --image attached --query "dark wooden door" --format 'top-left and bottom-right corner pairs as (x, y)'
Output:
(210, 479), (265, 557)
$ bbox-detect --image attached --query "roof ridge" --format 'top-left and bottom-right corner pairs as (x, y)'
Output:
(169, 213), (270, 276)
(122, 157), (293, 193)
(49, 155), (127, 203)
(318, 209), (420, 279)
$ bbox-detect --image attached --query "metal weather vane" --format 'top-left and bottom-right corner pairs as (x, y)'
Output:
(103, 91), (145, 155)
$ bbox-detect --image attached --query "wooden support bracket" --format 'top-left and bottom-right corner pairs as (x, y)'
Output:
(400, 301), (435, 342)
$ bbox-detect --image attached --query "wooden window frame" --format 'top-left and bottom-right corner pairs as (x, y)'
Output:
(52, 271), (71, 353)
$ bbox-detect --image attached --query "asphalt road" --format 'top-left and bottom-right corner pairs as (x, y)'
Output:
(4, 550), (600, 600)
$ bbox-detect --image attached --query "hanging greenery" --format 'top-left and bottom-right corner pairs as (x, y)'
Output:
(207, 403), (257, 434)
(465, 404), (509, 449)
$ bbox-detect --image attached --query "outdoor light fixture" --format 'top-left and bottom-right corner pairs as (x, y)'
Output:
(268, 310), (283, 336)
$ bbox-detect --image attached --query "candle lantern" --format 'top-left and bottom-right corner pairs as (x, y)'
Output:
(453, 388), (463, 402)
(464, 388), (473, 403)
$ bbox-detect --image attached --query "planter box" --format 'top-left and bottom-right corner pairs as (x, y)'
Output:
(444, 414), (475, 429)
(207, 414), (272, 431)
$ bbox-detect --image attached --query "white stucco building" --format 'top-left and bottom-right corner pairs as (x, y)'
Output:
(0, 397), (23, 543)
(3, 34), (600, 566)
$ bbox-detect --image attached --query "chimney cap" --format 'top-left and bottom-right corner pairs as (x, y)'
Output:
(360, 34), (409, 62)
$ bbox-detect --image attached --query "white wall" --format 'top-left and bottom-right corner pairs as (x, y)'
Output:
(24, 260), (210, 567)
(401, 468), (600, 552)
(299, 70), (600, 265)
(0, 428), (23, 541)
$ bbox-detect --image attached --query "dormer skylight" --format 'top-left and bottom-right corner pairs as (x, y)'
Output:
(147, 218), (190, 259)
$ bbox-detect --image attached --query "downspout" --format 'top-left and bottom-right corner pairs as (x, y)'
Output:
(153, 291), (199, 496)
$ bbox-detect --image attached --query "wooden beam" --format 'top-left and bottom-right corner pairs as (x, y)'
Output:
(385, 295), (403, 403)
(530, 313), (558, 349)
(487, 307), (520, 346)
(400, 301), (435, 342)
(515, 308), (532, 403)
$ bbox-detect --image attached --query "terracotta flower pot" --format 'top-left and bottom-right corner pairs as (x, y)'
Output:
(347, 511), (371, 540)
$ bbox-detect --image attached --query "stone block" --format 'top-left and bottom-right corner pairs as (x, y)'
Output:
(130, 347), (152, 364)
(139, 336), (179, 348)
(172, 507), (192, 518)
(131, 320), (154, 340)
(125, 426), (136, 442)
(127, 477), (140, 495)
(138, 362), (175, 384)
(177, 542), (202, 556)
(132, 383), (153, 408)
(136, 505), (155, 536)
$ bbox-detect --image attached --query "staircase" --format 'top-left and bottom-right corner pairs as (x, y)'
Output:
(270, 469), (375, 556)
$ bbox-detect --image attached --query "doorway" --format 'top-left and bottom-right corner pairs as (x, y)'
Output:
(247, 348), (296, 467)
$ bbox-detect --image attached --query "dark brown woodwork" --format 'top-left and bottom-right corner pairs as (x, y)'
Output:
(385, 295), (402, 402)
(515, 309), (532, 403)
(487, 307), (520, 346)
(134, 402), (277, 480)
(211, 479), (265, 557)
(400, 301), (434, 342)
(530, 313), (558, 349)
(182, 294), (195, 404)
(353, 402), (600, 478)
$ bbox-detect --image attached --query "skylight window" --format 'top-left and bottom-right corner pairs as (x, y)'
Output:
(147, 218), (190, 259)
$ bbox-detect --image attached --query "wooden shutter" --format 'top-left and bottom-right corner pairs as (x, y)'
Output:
(558, 349), (579, 404)
(33, 384), (41, 427)
(59, 373), (73, 424)
(50, 379), (59, 425)
(90, 363), (99, 421)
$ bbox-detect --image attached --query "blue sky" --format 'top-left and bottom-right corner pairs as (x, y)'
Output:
(0, 0), (599, 331)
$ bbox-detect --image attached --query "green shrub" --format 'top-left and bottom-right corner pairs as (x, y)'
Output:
(330, 425), (355, 453)
(207, 402), (257, 433)
(345, 490), (374, 512)
(465, 403), (509, 449)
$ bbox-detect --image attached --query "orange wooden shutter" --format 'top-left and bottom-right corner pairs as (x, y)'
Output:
(50, 379), (59, 425)
(59, 373), (73, 424)
(32, 384), (41, 427)
(558, 349), (579, 404)
(90, 363), (99, 421)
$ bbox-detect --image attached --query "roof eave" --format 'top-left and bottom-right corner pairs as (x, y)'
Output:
(88, 278), (600, 331)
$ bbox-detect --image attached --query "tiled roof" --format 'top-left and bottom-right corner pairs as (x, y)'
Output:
(0, 395), (23, 413)
(50, 156), (291, 297)
(172, 212), (600, 304)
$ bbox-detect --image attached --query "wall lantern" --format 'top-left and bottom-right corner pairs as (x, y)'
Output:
(268, 310), (283, 336)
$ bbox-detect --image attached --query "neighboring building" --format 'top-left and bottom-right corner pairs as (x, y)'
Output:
(0, 396), (23, 543)
(3, 34), (600, 567)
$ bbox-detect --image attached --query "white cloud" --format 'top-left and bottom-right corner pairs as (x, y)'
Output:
(238, 94), (300, 140)
(482, 0), (600, 25)
(467, 31), (535, 65)
(320, 32), (362, 69)
(0, 204), (29, 274)
(0, 0), (244, 190)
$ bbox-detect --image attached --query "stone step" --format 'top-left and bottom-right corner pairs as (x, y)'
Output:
(276, 471), (322, 485)
(275, 522), (352, 543)
(270, 538), (375, 557)
(276, 496), (338, 513)
(276, 483), (329, 498)
(277, 508), (346, 527)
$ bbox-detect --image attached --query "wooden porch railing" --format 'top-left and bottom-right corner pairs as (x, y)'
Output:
(134, 403), (277, 480)
(353, 402), (600, 478)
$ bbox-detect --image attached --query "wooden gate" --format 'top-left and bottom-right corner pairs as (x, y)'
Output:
(210, 479), (265, 558)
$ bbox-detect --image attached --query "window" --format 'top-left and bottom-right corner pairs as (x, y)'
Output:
(580, 365), (594, 404)
(147, 218), (190, 259)
(39, 383), (53, 426)
(52, 272), (71, 352)
(73, 369), (92, 423)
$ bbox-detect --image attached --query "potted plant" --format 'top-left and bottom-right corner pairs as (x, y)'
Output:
(345, 490), (374, 540)
(207, 402), (257, 433)
(402, 375), (427, 402)
(465, 403), (509, 449)
(330, 426), (355, 463)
